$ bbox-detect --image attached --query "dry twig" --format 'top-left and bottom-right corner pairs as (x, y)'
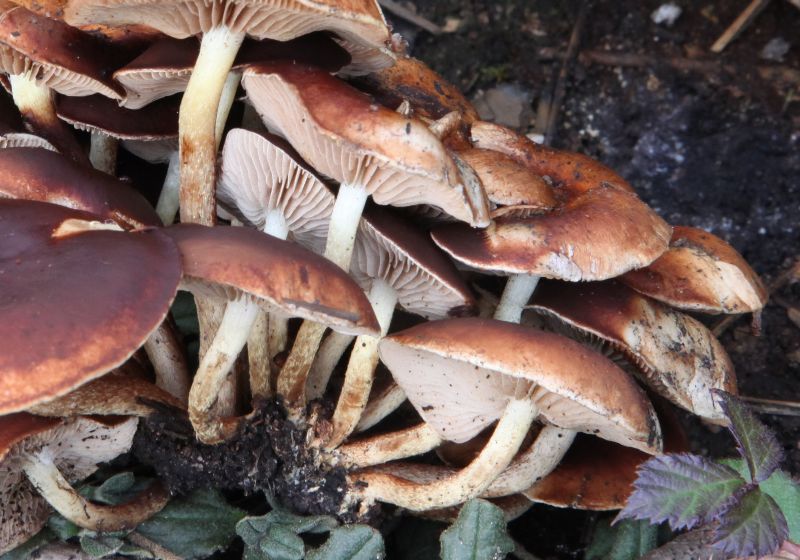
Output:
(378, 0), (443, 35)
(711, 0), (772, 53)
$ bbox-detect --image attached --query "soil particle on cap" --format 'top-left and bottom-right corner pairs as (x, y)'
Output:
(132, 398), (380, 523)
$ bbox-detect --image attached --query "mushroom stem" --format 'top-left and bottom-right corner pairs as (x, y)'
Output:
(143, 321), (190, 405)
(89, 132), (118, 175)
(155, 151), (181, 225)
(353, 398), (538, 510)
(189, 296), (259, 443)
(277, 182), (368, 404)
(9, 74), (88, 165)
(178, 25), (245, 226)
(307, 331), (354, 400)
(21, 453), (169, 531)
(494, 274), (540, 323)
(327, 279), (398, 448)
(215, 71), (241, 147)
(356, 382), (407, 432)
(337, 422), (443, 468)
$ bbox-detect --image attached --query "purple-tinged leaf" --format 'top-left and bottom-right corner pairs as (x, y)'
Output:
(616, 453), (746, 531)
(712, 487), (788, 558)
(714, 390), (784, 483)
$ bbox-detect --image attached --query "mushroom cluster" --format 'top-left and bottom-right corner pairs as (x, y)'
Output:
(0, 0), (769, 552)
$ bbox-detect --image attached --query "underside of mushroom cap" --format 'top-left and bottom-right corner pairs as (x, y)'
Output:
(0, 4), (126, 99)
(163, 223), (380, 336)
(242, 62), (490, 226)
(0, 199), (181, 414)
(621, 226), (768, 314)
(56, 94), (180, 141)
(529, 280), (737, 423)
(0, 147), (161, 229)
(218, 128), (334, 253)
(431, 184), (671, 281)
(379, 318), (661, 453)
(353, 206), (475, 319)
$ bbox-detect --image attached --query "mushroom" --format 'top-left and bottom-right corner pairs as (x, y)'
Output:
(161, 223), (380, 443)
(0, 199), (181, 414)
(0, 91), (56, 151)
(529, 279), (737, 423)
(620, 226), (768, 314)
(344, 317), (661, 511)
(0, 414), (168, 553)
(66, 0), (391, 227)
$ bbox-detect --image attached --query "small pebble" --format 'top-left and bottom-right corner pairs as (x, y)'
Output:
(651, 3), (682, 27)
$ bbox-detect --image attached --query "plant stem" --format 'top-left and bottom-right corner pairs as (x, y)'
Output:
(89, 132), (118, 174)
(338, 422), (443, 468)
(307, 331), (354, 400)
(494, 274), (540, 323)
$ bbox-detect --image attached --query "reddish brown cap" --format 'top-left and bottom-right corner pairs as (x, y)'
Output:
(0, 199), (181, 414)
(0, 4), (126, 100)
(0, 147), (161, 229)
(529, 280), (737, 423)
(621, 226), (768, 314)
(163, 223), (379, 336)
(243, 62), (490, 226)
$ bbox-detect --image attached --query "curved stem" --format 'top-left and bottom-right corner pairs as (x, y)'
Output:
(189, 297), (259, 444)
(22, 454), (169, 532)
(143, 321), (190, 405)
(353, 398), (537, 511)
(306, 331), (354, 400)
(89, 132), (118, 175)
(9, 74), (88, 165)
(178, 26), (245, 226)
(494, 274), (540, 323)
(215, 71), (241, 148)
(327, 279), (397, 448)
(277, 321), (327, 406)
(338, 422), (443, 468)
(356, 382), (407, 432)
(155, 151), (181, 225)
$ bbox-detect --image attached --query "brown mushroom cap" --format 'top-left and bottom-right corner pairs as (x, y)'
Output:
(621, 226), (768, 314)
(0, 147), (161, 229)
(0, 4), (126, 100)
(243, 62), (489, 226)
(0, 199), (181, 414)
(529, 280), (737, 423)
(162, 223), (379, 336)
(379, 317), (661, 452)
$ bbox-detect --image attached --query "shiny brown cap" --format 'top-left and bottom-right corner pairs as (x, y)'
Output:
(431, 184), (670, 281)
(114, 34), (351, 109)
(0, 199), (181, 414)
(0, 4), (126, 99)
(529, 280), (737, 423)
(56, 93), (179, 140)
(163, 223), (379, 336)
(243, 62), (490, 226)
(353, 55), (479, 122)
(379, 318), (661, 453)
(621, 226), (768, 314)
(0, 147), (160, 229)
(354, 206), (476, 319)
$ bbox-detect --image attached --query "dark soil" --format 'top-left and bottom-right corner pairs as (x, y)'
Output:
(387, 1), (800, 558)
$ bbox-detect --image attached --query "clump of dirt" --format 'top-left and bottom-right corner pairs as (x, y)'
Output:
(133, 399), (377, 523)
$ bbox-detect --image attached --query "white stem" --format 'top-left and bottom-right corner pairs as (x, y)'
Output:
(277, 320), (327, 405)
(494, 274), (541, 323)
(324, 182), (369, 270)
(356, 382), (407, 432)
(143, 322), (190, 405)
(354, 398), (538, 510)
(155, 151), (181, 225)
(215, 71), (241, 148)
(22, 454), (168, 531)
(306, 331), (354, 400)
(89, 132), (118, 175)
(189, 296), (259, 443)
(338, 422), (443, 468)
(178, 25), (245, 226)
(327, 279), (397, 448)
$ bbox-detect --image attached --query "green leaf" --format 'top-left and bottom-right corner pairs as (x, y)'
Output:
(0, 529), (55, 560)
(712, 487), (788, 557)
(260, 525), (305, 560)
(47, 514), (81, 540)
(585, 518), (658, 560)
(237, 510), (339, 560)
(616, 453), (746, 530)
(440, 499), (514, 560)
(714, 391), (783, 483)
(307, 526), (384, 560)
(80, 472), (153, 507)
(79, 534), (126, 558)
(722, 459), (800, 542)
(136, 489), (245, 559)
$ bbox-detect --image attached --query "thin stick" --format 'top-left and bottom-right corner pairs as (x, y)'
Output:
(378, 0), (443, 35)
(710, 0), (771, 53)
(741, 396), (800, 416)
